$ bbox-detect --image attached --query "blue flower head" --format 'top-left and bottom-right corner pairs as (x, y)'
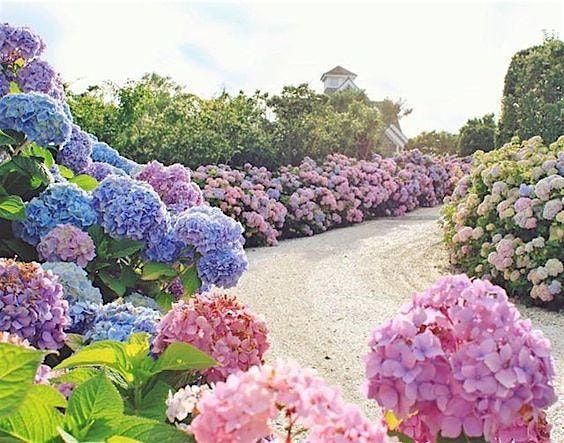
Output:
(57, 124), (92, 173)
(197, 245), (248, 289)
(91, 141), (138, 175)
(0, 92), (72, 146)
(15, 182), (97, 245)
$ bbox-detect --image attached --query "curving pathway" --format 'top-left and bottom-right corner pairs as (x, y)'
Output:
(231, 206), (563, 438)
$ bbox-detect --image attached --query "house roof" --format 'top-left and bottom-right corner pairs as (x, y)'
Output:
(321, 65), (357, 81)
(384, 124), (409, 148)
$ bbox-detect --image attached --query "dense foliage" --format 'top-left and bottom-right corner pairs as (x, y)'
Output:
(68, 76), (403, 169)
(498, 36), (564, 145)
(406, 130), (459, 155)
(442, 136), (563, 309)
(457, 113), (497, 156)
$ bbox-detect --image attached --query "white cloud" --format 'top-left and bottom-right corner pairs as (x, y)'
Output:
(1, 1), (562, 136)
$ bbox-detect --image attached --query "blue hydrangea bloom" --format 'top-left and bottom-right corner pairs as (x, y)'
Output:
(57, 124), (92, 173)
(83, 301), (161, 342)
(144, 227), (185, 263)
(172, 205), (245, 254)
(92, 175), (169, 242)
(15, 182), (97, 245)
(0, 92), (71, 146)
(83, 161), (126, 181)
(197, 245), (248, 288)
(41, 261), (102, 334)
(0, 72), (9, 97)
(91, 141), (138, 175)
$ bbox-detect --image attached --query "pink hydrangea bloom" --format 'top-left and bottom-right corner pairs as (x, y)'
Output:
(365, 275), (556, 443)
(189, 360), (390, 442)
(37, 224), (95, 267)
(152, 291), (269, 382)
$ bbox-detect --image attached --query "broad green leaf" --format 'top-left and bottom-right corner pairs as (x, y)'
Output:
(64, 374), (124, 436)
(120, 267), (139, 287)
(57, 427), (80, 443)
(65, 333), (86, 351)
(155, 291), (174, 312)
(101, 416), (190, 443)
(5, 156), (51, 189)
(51, 367), (101, 386)
(107, 436), (141, 443)
(0, 382), (63, 443)
(57, 164), (75, 179)
(0, 196), (25, 221)
(0, 343), (44, 418)
(8, 82), (20, 94)
(21, 144), (54, 168)
(98, 271), (127, 297)
(140, 262), (177, 281)
(55, 341), (132, 382)
(30, 384), (67, 409)
(151, 342), (215, 375)
(105, 238), (144, 259)
(0, 130), (16, 147)
(127, 381), (171, 421)
(179, 266), (200, 296)
(69, 174), (99, 191)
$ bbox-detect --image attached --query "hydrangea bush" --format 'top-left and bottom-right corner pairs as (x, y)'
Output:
(442, 136), (563, 308)
(364, 274), (556, 442)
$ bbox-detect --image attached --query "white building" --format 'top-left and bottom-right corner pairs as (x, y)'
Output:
(321, 65), (409, 154)
(321, 66), (359, 94)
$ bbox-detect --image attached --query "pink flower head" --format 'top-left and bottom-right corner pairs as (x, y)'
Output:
(37, 224), (95, 267)
(152, 291), (269, 382)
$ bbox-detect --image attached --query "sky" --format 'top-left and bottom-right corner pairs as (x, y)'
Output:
(1, 0), (562, 137)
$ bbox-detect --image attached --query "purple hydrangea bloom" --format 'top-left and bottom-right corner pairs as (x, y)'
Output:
(0, 71), (9, 97)
(17, 59), (61, 95)
(92, 175), (169, 242)
(0, 92), (72, 146)
(0, 259), (69, 349)
(197, 245), (248, 288)
(15, 182), (97, 245)
(37, 224), (96, 267)
(57, 124), (92, 173)
(172, 205), (245, 255)
(144, 228), (186, 263)
(91, 141), (138, 175)
(83, 301), (161, 342)
(83, 161), (126, 181)
(0, 23), (45, 63)
(136, 160), (204, 213)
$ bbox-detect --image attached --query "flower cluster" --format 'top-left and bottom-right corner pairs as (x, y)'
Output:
(41, 261), (102, 334)
(442, 136), (563, 308)
(57, 124), (93, 173)
(82, 161), (127, 181)
(83, 300), (161, 342)
(15, 182), (97, 245)
(0, 259), (69, 349)
(0, 92), (71, 146)
(153, 291), (269, 382)
(92, 175), (169, 242)
(0, 23), (45, 64)
(91, 141), (138, 175)
(184, 360), (390, 442)
(364, 274), (556, 442)
(37, 224), (96, 267)
(194, 151), (469, 245)
(136, 160), (203, 213)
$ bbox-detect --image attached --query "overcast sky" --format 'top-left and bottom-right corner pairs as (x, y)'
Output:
(1, 1), (562, 136)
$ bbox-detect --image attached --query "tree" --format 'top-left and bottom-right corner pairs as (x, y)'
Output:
(406, 131), (459, 155)
(458, 114), (497, 156)
(498, 35), (564, 144)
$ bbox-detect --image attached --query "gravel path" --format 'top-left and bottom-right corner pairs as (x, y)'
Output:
(231, 206), (563, 439)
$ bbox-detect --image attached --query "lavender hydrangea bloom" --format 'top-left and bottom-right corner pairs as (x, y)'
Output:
(83, 161), (126, 181)
(15, 182), (97, 245)
(92, 175), (169, 242)
(197, 245), (248, 288)
(144, 228), (185, 263)
(0, 23), (45, 62)
(91, 141), (138, 175)
(57, 125), (92, 173)
(84, 301), (161, 342)
(37, 224), (96, 267)
(0, 92), (72, 146)
(0, 259), (69, 349)
(17, 59), (60, 95)
(172, 205), (245, 254)
(0, 72), (9, 97)
(41, 262), (102, 334)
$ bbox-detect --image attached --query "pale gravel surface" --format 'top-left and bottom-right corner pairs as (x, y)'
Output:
(231, 206), (563, 440)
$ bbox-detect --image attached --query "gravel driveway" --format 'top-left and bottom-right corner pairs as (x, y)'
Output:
(231, 206), (563, 439)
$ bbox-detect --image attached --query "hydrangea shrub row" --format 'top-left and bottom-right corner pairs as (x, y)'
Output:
(194, 151), (471, 245)
(442, 136), (563, 308)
